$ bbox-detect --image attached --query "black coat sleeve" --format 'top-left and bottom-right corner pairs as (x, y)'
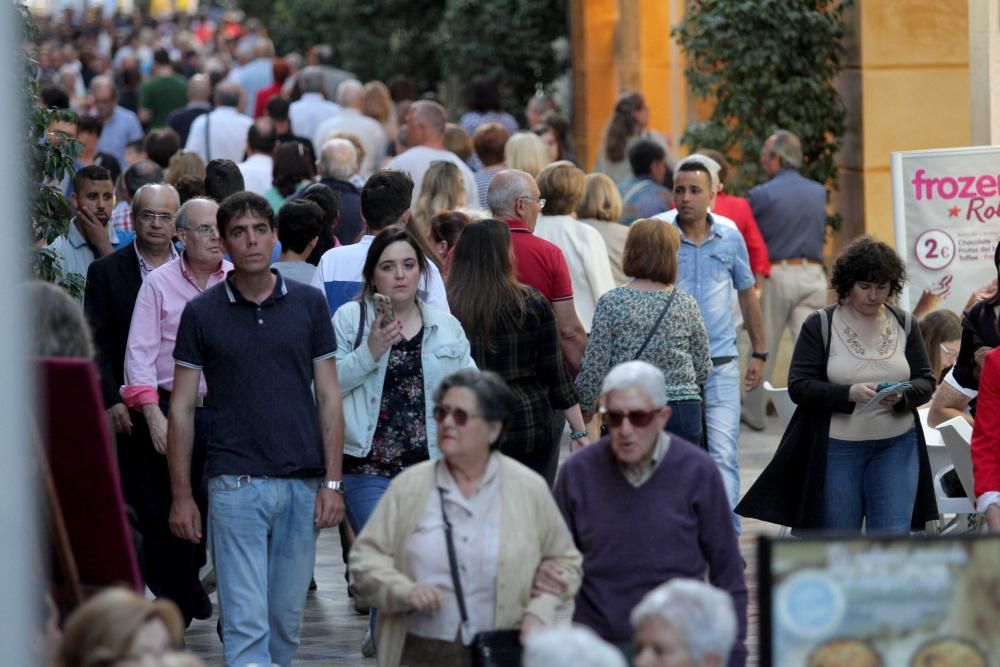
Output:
(895, 317), (936, 413)
(787, 311), (854, 414)
(83, 261), (122, 409)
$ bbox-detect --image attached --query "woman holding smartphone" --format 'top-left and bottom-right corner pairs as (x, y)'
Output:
(332, 226), (476, 655)
(737, 236), (938, 535)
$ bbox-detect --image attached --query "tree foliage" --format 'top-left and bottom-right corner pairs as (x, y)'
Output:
(19, 2), (84, 297)
(260, 0), (565, 117)
(672, 0), (849, 211)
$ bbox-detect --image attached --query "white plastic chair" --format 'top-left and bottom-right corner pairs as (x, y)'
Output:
(919, 406), (952, 475)
(933, 416), (978, 533)
(763, 381), (796, 429)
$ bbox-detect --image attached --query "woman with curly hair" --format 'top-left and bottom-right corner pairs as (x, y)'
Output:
(594, 90), (671, 185)
(737, 236), (938, 534)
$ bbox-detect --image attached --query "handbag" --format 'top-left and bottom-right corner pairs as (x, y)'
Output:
(600, 288), (678, 436)
(437, 486), (522, 667)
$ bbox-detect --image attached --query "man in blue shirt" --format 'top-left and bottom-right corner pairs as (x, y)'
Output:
(91, 76), (144, 168)
(744, 130), (828, 428)
(669, 160), (766, 531)
(619, 139), (673, 225)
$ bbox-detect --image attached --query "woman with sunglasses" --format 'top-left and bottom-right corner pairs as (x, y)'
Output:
(552, 360), (747, 664)
(332, 227), (476, 656)
(350, 368), (582, 667)
(447, 219), (588, 485)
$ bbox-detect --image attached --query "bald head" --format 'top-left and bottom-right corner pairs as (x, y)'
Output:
(487, 169), (536, 219)
(319, 139), (357, 181)
(337, 79), (364, 110)
(187, 74), (211, 102)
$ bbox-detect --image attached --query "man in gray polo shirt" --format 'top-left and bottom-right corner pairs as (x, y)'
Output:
(167, 192), (345, 667)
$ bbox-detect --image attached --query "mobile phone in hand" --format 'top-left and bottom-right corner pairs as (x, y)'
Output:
(373, 293), (395, 325)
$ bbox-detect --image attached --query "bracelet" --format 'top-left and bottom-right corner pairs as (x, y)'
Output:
(570, 430), (590, 439)
(751, 351), (768, 362)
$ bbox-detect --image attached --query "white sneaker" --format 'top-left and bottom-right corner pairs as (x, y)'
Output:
(361, 628), (376, 657)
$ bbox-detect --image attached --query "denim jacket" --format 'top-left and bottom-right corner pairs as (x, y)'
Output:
(332, 297), (476, 459)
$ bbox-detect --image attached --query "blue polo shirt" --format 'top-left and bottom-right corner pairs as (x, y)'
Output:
(668, 214), (754, 358)
(747, 168), (826, 261)
(173, 270), (337, 478)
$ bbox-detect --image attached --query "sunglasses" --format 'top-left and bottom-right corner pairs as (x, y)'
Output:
(432, 405), (481, 426)
(600, 408), (660, 428)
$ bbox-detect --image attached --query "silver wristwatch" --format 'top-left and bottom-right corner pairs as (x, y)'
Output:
(320, 480), (344, 493)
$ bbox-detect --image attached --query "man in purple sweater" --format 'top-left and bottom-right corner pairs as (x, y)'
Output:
(553, 361), (748, 665)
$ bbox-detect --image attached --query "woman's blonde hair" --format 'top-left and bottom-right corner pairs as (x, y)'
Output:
(536, 160), (586, 215)
(166, 150), (206, 186)
(504, 132), (550, 179)
(413, 161), (466, 238)
(58, 588), (184, 667)
(362, 81), (397, 139)
(576, 173), (623, 222)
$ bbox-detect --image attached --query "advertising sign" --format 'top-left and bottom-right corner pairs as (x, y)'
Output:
(759, 535), (1000, 666)
(891, 146), (1000, 312)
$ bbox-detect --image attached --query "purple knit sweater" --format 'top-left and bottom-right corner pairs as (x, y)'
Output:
(553, 437), (748, 667)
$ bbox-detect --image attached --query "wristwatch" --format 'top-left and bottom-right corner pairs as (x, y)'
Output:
(320, 480), (344, 493)
(751, 351), (768, 362)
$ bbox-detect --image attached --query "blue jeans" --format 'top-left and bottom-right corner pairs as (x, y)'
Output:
(208, 475), (320, 667)
(665, 400), (703, 446)
(822, 428), (918, 534)
(704, 360), (741, 532)
(344, 473), (392, 639)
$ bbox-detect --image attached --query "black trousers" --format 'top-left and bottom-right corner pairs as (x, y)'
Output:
(122, 398), (210, 618)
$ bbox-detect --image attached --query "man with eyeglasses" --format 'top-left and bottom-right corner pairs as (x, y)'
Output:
(85, 183), (180, 532)
(120, 197), (230, 626)
(551, 360), (747, 666)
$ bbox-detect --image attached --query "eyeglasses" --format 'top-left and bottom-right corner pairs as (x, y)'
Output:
(432, 404), (481, 426)
(182, 224), (219, 238)
(139, 210), (174, 223)
(940, 343), (960, 359)
(600, 408), (660, 428)
(517, 196), (546, 210)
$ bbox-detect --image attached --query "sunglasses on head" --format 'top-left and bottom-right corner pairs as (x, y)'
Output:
(432, 404), (479, 426)
(600, 408), (660, 428)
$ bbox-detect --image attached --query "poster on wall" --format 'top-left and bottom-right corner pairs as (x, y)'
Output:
(759, 535), (1000, 667)
(891, 146), (1000, 313)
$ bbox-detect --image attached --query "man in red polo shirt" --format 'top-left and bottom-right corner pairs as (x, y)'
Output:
(486, 169), (588, 375)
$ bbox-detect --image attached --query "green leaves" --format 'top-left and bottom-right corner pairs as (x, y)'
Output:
(673, 0), (850, 226)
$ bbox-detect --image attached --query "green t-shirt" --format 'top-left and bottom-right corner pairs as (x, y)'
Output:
(139, 74), (188, 128)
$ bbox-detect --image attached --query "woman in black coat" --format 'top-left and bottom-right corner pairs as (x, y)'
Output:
(736, 237), (938, 533)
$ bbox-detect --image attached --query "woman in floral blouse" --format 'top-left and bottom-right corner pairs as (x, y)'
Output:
(575, 218), (711, 445)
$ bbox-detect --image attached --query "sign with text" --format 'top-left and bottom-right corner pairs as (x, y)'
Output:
(891, 146), (1000, 313)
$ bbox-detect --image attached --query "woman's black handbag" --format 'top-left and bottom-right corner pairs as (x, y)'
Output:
(437, 486), (523, 667)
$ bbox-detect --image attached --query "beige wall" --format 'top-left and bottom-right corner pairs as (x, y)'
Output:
(841, 0), (970, 248)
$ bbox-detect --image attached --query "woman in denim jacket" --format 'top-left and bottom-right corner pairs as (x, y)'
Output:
(332, 227), (476, 653)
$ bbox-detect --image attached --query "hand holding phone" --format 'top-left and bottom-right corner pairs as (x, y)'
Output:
(373, 293), (395, 325)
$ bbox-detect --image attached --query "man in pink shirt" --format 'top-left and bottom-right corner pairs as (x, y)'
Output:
(121, 197), (232, 625)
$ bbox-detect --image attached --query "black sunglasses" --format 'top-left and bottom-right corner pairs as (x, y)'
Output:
(600, 409), (660, 428)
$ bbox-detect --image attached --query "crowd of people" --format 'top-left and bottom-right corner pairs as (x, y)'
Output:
(31, 6), (1000, 667)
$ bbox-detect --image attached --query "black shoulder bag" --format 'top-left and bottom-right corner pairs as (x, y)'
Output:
(437, 485), (522, 667)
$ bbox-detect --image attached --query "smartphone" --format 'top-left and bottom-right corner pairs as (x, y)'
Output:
(373, 293), (395, 325)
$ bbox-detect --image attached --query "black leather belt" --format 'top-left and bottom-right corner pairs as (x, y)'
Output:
(711, 356), (736, 367)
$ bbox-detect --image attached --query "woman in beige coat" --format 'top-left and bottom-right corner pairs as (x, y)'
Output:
(349, 368), (582, 667)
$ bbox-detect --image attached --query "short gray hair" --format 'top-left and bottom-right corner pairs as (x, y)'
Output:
(486, 169), (533, 218)
(599, 360), (666, 408)
(174, 197), (217, 230)
(318, 139), (357, 181)
(300, 67), (327, 95)
(337, 79), (364, 108)
(675, 154), (721, 188)
(631, 579), (737, 662)
(131, 183), (180, 221)
(523, 625), (627, 667)
(769, 129), (802, 169)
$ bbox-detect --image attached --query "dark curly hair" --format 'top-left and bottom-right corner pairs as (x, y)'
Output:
(830, 235), (907, 303)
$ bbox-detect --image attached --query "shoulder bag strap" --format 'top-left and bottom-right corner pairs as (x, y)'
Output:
(437, 485), (469, 624)
(353, 301), (366, 350)
(634, 288), (677, 360)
